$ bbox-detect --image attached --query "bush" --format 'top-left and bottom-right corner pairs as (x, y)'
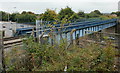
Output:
(4, 34), (116, 71)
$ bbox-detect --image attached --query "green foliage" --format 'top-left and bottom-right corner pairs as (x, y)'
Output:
(111, 11), (120, 16)
(99, 15), (118, 20)
(58, 6), (75, 20)
(5, 46), (30, 71)
(21, 11), (35, 15)
(88, 12), (100, 18)
(0, 9), (117, 24)
(88, 10), (102, 18)
(69, 13), (79, 20)
(4, 35), (116, 71)
(9, 13), (20, 22)
(15, 13), (36, 23)
(77, 11), (85, 17)
(39, 9), (58, 21)
(93, 10), (102, 15)
(0, 11), (36, 23)
(0, 11), (9, 21)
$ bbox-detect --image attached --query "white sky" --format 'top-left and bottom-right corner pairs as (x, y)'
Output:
(0, 0), (120, 14)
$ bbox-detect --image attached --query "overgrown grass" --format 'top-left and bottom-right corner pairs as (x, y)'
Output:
(4, 34), (117, 71)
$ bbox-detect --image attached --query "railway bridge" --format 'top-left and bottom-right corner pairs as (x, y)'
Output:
(0, 18), (120, 71)
(34, 19), (118, 43)
(1, 18), (119, 47)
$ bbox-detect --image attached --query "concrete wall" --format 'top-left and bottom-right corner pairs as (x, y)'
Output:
(0, 21), (35, 38)
(0, 22), (16, 37)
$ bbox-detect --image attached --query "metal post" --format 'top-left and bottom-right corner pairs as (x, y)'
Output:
(84, 28), (87, 35)
(79, 30), (80, 37)
(70, 29), (76, 44)
(88, 27), (90, 33)
(0, 14), (6, 72)
(40, 19), (43, 34)
(98, 26), (99, 31)
(36, 20), (38, 37)
(82, 29), (84, 36)
(95, 26), (96, 31)
(91, 27), (93, 31)
(93, 26), (95, 31)
(70, 32), (73, 44)
(0, 31), (6, 72)
(86, 28), (88, 34)
(90, 27), (92, 33)
(65, 32), (67, 40)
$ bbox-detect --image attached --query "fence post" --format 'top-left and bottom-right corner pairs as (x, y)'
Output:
(0, 31), (5, 72)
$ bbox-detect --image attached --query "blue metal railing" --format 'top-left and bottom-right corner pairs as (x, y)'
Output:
(15, 18), (118, 36)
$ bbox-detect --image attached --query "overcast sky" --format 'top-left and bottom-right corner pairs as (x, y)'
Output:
(0, 0), (119, 14)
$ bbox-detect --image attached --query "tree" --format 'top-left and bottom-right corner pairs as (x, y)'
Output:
(0, 11), (9, 21)
(27, 11), (35, 14)
(93, 10), (102, 15)
(21, 11), (35, 15)
(111, 11), (120, 17)
(39, 9), (58, 21)
(88, 11), (100, 18)
(77, 11), (85, 17)
(21, 11), (27, 14)
(16, 13), (36, 23)
(58, 6), (74, 20)
(10, 13), (19, 22)
(111, 12), (116, 15)
(69, 13), (79, 21)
